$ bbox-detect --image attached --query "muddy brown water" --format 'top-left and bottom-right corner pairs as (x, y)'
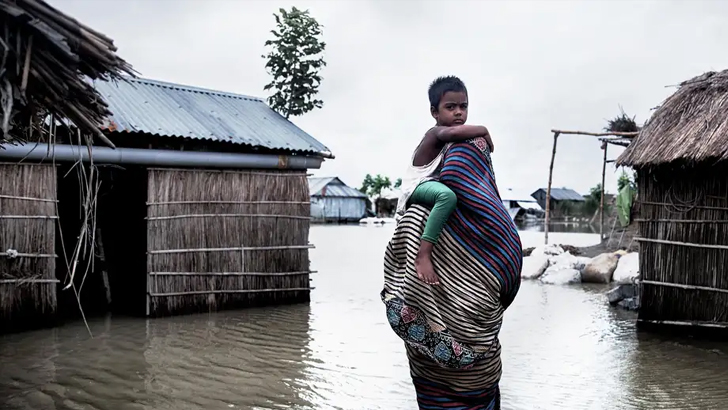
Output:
(2, 225), (728, 410)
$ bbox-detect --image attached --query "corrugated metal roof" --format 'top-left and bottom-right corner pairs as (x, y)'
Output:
(501, 187), (538, 202)
(308, 177), (335, 196)
(309, 177), (367, 198)
(531, 188), (585, 201)
(94, 77), (332, 156)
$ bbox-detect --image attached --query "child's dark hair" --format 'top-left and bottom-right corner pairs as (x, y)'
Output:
(428, 76), (467, 109)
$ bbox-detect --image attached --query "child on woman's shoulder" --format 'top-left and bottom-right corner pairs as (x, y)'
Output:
(397, 76), (494, 286)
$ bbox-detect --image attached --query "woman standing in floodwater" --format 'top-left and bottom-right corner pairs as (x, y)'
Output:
(381, 133), (523, 407)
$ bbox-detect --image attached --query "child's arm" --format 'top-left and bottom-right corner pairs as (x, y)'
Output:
(426, 125), (494, 151)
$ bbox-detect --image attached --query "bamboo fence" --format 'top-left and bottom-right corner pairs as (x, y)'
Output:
(636, 163), (728, 327)
(145, 168), (313, 316)
(0, 162), (57, 328)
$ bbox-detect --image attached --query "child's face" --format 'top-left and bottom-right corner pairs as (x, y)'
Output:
(431, 91), (468, 126)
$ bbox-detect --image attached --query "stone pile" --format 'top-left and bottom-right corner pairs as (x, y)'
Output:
(520, 245), (640, 310)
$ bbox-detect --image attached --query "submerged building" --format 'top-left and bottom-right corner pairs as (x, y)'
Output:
(0, 77), (332, 330)
(617, 70), (728, 333)
(309, 177), (368, 223)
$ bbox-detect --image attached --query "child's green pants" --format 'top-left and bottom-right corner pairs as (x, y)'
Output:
(409, 181), (457, 244)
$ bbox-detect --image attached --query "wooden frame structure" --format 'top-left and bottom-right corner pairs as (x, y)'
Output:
(544, 130), (638, 244)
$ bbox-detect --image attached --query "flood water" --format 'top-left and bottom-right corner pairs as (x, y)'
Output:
(2, 225), (728, 410)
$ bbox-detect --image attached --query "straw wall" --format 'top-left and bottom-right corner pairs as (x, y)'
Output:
(146, 168), (312, 316)
(0, 163), (57, 328)
(637, 162), (728, 326)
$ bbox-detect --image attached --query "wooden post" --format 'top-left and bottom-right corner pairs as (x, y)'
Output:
(544, 131), (560, 244)
(599, 141), (608, 241)
(95, 227), (112, 306)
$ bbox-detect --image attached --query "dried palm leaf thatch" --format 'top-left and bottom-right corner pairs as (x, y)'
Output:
(636, 163), (728, 325)
(146, 168), (312, 316)
(605, 106), (640, 134)
(0, 162), (57, 328)
(0, 0), (136, 148)
(618, 70), (728, 167)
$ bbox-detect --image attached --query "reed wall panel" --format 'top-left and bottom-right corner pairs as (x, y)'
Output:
(146, 168), (312, 316)
(0, 163), (57, 326)
(637, 163), (728, 324)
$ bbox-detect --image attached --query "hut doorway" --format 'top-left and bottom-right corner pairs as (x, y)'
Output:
(56, 164), (148, 319)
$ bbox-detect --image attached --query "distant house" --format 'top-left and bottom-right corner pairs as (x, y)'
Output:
(309, 177), (368, 223)
(531, 188), (585, 212)
(501, 188), (543, 221)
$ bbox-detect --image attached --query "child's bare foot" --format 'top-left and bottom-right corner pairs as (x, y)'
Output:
(415, 254), (440, 285)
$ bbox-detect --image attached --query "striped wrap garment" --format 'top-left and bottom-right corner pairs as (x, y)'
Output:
(382, 139), (523, 408)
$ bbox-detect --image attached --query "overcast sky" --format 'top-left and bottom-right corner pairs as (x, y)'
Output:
(54, 0), (728, 198)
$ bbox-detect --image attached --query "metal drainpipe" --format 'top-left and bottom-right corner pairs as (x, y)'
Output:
(0, 143), (324, 170)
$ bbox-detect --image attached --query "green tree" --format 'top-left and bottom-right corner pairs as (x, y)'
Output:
(582, 184), (603, 216)
(262, 7), (326, 118)
(359, 174), (374, 194)
(394, 178), (402, 188)
(360, 174), (392, 197)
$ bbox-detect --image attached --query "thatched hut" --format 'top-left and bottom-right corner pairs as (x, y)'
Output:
(0, 77), (332, 324)
(617, 70), (728, 331)
(0, 0), (135, 146)
(0, 0), (133, 332)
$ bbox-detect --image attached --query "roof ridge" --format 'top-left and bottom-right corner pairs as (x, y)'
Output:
(119, 76), (264, 102)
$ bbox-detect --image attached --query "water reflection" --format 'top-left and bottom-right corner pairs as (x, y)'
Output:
(622, 333), (728, 410)
(1, 225), (727, 409)
(516, 220), (597, 234)
(0, 306), (314, 410)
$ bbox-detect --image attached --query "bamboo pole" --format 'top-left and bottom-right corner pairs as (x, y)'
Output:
(549, 130), (639, 137)
(148, 244), (315, 255)
(637, 319), (728, 329)
(146, 213), (312, 221)
(635, 219), (728, 223)
(640, 279), (728, 294)
(146, 200), (310, 206)
(147, 167), (306, 176)
(635, 237), (728, 250)
(148, 271), (316, 276)
(95, 227), (112, 306)
(640, 201), (728, 211)
(0, 194), (58, 202)
(600, 141), (608, 241)
(0, 215), (58, 219)
(544, 131), (559, 244)
(0, 252), (57, 258)
(0, 279), (60, 284)
(149, 288), (314, 297)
